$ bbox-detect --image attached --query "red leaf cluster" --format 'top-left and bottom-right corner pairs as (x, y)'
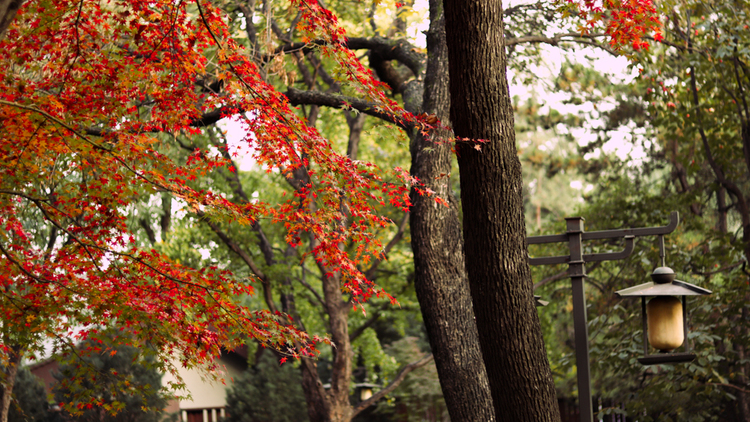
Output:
(565, 0), (662, 51)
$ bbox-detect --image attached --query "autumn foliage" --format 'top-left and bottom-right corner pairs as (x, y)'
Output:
(563, 0), (662, 50)
(0, 0), (419, 413)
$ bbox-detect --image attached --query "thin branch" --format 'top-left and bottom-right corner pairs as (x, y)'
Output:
(196, 211), (278, 314)
(708, 382), (750, 394)
(690, 67), (750, 227)
(349, 310), (381, 342)
(533, 269), (568, 290)
(297, 269), (324, 309)
(274, 37), (423, 78)
(505, 32), (617, 56)
(0, 241), (57, 284)
(691, 262), (743, 276)
(733, 57), (750, 121)
(0, 100), (174, 195)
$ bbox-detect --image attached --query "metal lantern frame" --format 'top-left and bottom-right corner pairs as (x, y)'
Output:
(615, 237), (711, 365)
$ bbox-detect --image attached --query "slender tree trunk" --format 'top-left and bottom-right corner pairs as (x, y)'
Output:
(442, 0), (560, 420)
(408, 1), (495, 421)
(0, 344), (22, 422)
(322, 274), (352, 422)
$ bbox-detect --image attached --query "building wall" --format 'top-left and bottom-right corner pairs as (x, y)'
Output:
(162, 351), (247, 411)
(28, 358), (59, 395)
(29, 349), (248, 422)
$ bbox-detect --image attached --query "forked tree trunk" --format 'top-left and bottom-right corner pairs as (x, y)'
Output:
(443, 0), (561, 420)
(408, 1), (495, 420)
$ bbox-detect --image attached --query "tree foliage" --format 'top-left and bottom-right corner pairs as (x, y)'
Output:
(223, 350), (309, 422)
(531, 1), (750, 420)
(0, 0), (431, 419)
(53, 334), (169, 422)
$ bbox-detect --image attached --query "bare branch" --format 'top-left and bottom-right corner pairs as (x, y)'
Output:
(691, 262), (743, 276)
(284, 88), (410, 130)
(349, 310), (381, 342)
(295, 266), (324, 309)
(690, 67), (750, 228)
(506, 32), (617, 56)
(275, 37), (423, 78)
(708, 382), (750, 394)
(196, 211), (278, 314)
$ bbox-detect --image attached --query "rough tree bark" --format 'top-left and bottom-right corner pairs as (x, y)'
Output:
(0, 344), (22, 422)
(0, 0), (22, 41)
(442, 0), (561, 420)
(407, 1), (495, 421)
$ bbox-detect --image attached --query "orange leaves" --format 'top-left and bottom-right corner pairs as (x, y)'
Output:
(0, 0), (415, 407)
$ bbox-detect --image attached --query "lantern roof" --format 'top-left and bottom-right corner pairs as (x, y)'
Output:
(616, 266), (711, 297)
(616, 279), (711, 297)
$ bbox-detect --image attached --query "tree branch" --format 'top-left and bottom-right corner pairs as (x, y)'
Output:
(284, 88), (410, 130)
(690, 67), (750, 228)
(196, 211), (278, 314)
(532, 269), (568, 290)
(351, 353), (434, 418)
(708, 382), (750, 394)
(349, 310), (381, 342)
(505, 32), (617, 56)
(275, 37), (423, 78)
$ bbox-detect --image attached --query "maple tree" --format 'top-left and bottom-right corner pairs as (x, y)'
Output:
(0, 0), (435, 421)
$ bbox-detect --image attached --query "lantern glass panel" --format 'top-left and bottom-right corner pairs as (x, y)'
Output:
(646, 296), (684, 352)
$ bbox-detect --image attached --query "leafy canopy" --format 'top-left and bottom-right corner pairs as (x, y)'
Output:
(0, 0), (434, 413)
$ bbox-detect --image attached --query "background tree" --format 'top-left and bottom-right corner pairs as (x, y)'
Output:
(223, 350), (309, 422)
(526, 1), (750, 421)
(3, 367), (52, 422)
(53, 335), (169, 422)
(372, 337), (448, 422)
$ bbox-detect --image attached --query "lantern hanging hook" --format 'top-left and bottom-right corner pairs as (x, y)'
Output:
(658, 235), (666, 267)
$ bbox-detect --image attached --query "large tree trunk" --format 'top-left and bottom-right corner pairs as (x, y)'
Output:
(442, 0), (560, 420)
(407, 1), (495, 421)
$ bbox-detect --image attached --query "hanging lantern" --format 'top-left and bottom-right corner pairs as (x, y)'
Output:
(354, 383), (379, 401)
(615, 266), (711, 365)
(534, 295), (549, 307)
